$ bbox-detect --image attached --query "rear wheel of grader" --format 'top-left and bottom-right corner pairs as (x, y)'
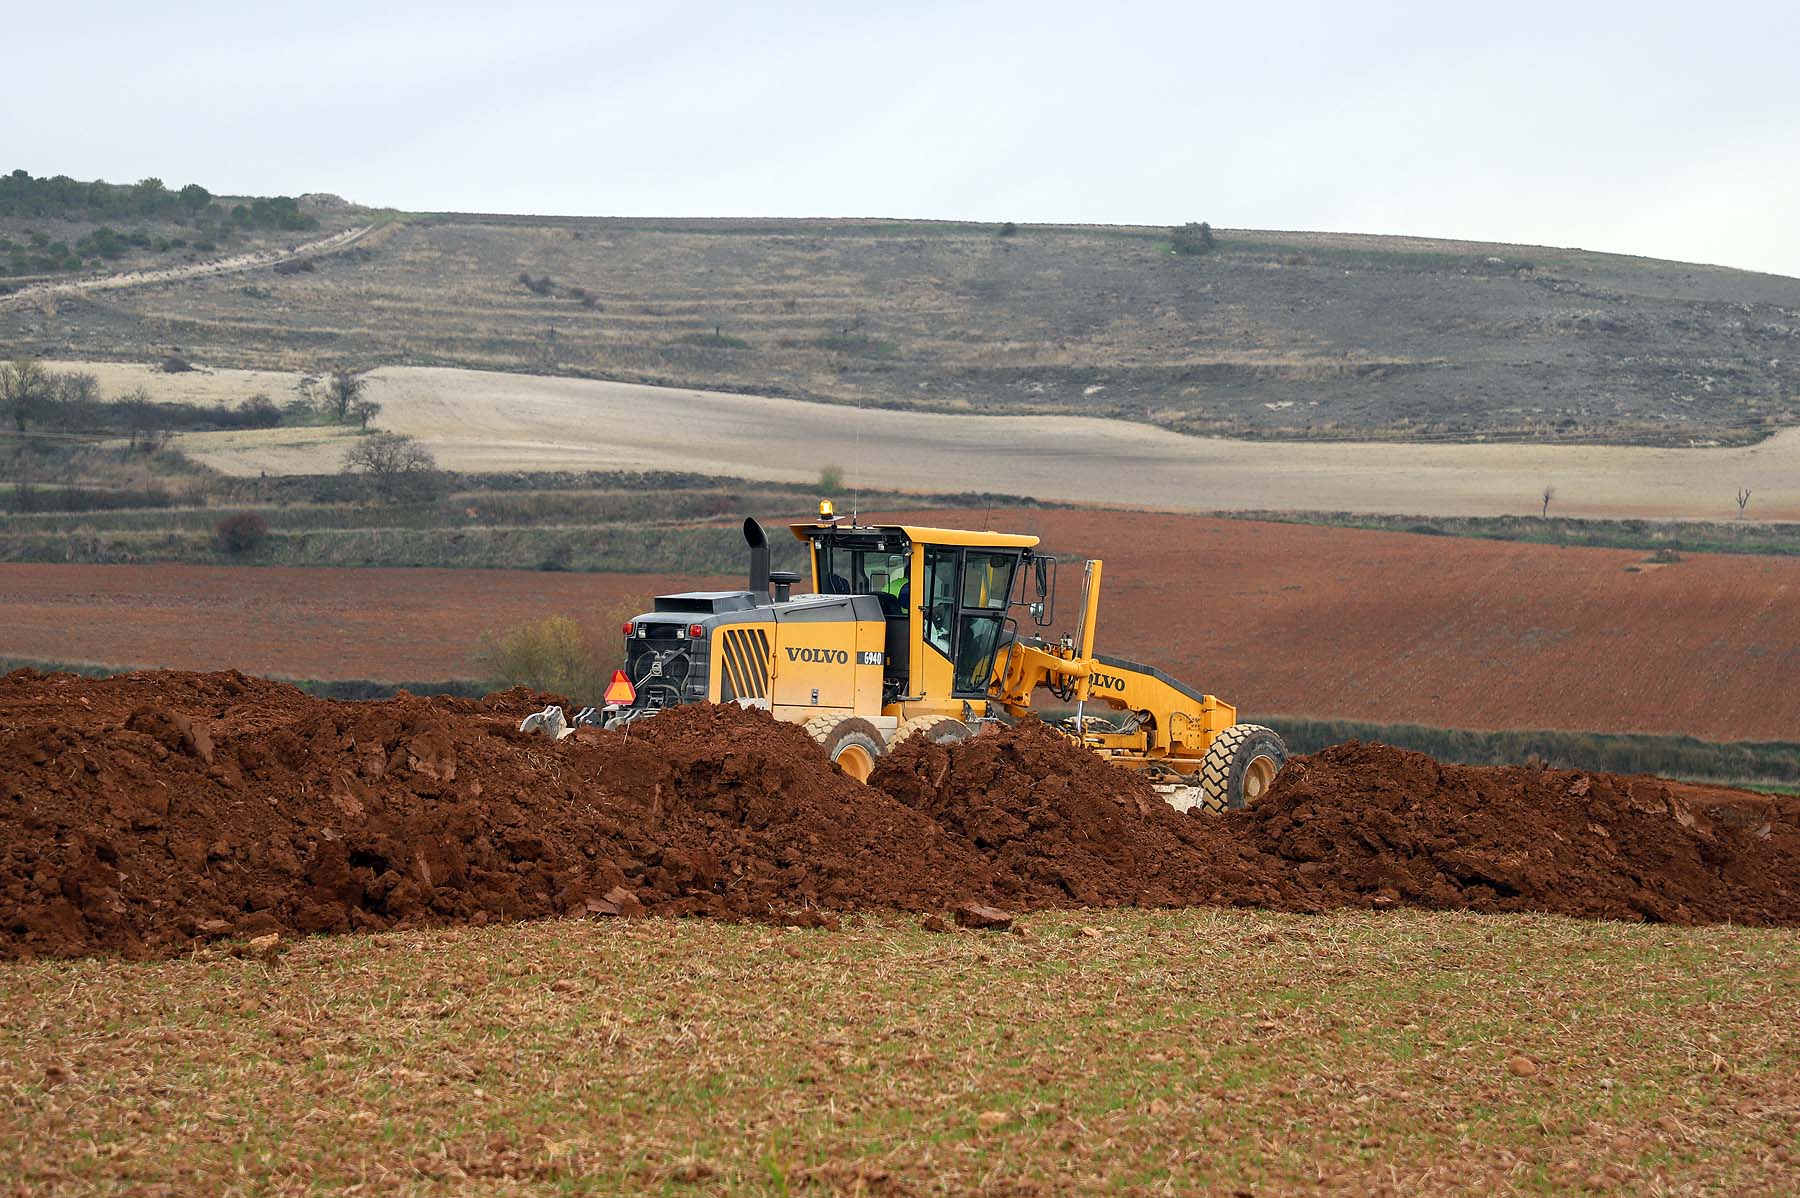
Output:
(1197, 724), (1288, 813)
(803, 715), (887, 783)
(891, 715), (972, 747)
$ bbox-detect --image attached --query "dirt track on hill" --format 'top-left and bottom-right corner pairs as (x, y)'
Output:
(3, 670), (1794, 960)
(0, 225), (376, 308)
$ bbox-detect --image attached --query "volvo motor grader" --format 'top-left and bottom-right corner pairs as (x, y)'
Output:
(531, 507), (1287, 812)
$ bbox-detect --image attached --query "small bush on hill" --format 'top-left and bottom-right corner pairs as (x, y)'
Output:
(237, 394), (281, 428)
(214, 512), (270, 555)
(1172, 221), (1216, 256)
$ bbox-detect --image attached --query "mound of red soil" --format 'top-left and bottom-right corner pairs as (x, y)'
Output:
(1228, 742), (1800, 925)
(871, 720), (1316, 911)
(0, 671), (996, 960)
(2, 670), (1795, 961)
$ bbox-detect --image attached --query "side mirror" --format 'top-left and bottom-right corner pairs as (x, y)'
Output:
(1031, 556), (1055, 627)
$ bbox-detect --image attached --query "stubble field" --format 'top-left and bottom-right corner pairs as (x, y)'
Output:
(49, 360), (1800, 520)
(4, 911), (1795, 1196)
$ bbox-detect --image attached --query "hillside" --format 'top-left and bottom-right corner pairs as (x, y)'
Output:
(0, 169), (370, 284)
(4, 211), (1797, 445)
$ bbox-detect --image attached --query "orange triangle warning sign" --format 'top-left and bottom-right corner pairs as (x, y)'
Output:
(603, 669), (636, 706)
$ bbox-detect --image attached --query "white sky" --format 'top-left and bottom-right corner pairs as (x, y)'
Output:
(10, 0), (1799, 277)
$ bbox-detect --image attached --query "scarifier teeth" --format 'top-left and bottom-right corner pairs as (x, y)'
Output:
(519, 706), (570, 739)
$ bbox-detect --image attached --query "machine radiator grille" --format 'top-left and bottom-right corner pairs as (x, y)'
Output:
(717, 628), (772, 701)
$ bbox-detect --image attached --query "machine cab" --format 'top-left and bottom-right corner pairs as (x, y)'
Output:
(791, 512), (1040, 713)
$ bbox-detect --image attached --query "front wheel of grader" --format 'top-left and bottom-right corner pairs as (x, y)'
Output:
(890, 715), (972, 747)
(804, 715), (887, 783)
(1197, 724), (1289, 814)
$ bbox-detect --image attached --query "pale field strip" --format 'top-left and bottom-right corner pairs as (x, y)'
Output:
(53, 361), (1800, 520)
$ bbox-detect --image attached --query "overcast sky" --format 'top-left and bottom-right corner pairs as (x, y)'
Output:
(11, 1), (1799, 277)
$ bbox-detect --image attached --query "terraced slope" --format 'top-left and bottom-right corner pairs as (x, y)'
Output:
(8, 216), (1796, 444)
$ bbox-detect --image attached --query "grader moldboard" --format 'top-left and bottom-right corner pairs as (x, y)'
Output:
(525, 506), (1287, 812)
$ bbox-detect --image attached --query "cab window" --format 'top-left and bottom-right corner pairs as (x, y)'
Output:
(817, 545), (909, 601)
(923, 546), (957, 655)
(961, 551), (1017, 611)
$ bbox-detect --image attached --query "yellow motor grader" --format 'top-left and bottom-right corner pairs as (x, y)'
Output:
(533, 506), (1286, 812)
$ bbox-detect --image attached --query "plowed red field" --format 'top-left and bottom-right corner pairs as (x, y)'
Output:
(2, 511), (1796, 740)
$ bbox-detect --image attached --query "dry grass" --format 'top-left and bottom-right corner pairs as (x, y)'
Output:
(3, 909), (1794, 1196)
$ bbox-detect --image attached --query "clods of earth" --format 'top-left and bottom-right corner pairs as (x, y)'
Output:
(2, 669), (1796, 960)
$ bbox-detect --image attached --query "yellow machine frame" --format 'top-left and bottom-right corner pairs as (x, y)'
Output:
(785, 516), (1240, 777)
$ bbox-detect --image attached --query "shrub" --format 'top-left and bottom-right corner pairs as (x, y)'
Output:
(676, 330), (749, 349)
(214, 512), (270, 555)
(281, 396), (320, 424)
(1171, 221), (1216, 256)
(999, 221), (1019, 237)
(237, 393), (281, 428)
(481, 615), (613, 701)
(818, 464), (845, 495)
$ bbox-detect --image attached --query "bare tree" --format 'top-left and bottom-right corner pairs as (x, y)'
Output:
(54, 371), (98, 406)
(1540, 484), (1556, 519)
(341, 433), (438, 501)
(1737, 487), (1753, 519)
(348, 398), (382, 430)
(118, 386), (160, 450)
(1, 356), (50, 433)
(324, 367), (366, 423)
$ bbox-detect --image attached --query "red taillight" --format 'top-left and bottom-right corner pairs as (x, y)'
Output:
(688, 623), (706, 639)
(622, 621), (634, 637)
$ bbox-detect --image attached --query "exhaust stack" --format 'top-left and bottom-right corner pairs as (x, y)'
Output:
(744, 517), (770, 596)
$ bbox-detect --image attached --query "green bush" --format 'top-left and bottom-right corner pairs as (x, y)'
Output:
(1172, 221), (1215, 256)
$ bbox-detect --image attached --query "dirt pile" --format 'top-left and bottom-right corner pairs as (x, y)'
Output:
(872, 720), (1316, 911)
(2, 670), (1796, 960)
(0, 671), (999, 959)
(1228, 742), (1800, 925)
